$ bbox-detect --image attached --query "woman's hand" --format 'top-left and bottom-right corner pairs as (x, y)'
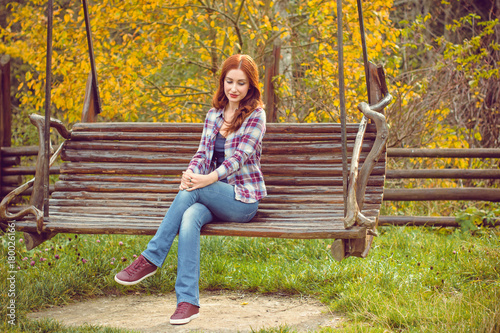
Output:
(179, 170), (193, 191)
(180, 170), (219, 191)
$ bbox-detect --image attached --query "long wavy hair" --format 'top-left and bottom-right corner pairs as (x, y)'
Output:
(212, 54), (264, 134)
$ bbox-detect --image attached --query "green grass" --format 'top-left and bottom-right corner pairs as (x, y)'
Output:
(1, 226), (499, 332)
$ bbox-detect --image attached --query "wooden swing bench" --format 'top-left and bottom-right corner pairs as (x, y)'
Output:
(0, 92), (391, 261)
(0, 0), (394, 261)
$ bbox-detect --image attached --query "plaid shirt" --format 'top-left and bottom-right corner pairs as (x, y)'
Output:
(187, 107), (267, 203)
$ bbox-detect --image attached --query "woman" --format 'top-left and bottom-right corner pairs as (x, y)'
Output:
(114, 54), (267, 325)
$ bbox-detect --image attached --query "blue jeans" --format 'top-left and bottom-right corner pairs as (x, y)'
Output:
(142, 181), (259, 307)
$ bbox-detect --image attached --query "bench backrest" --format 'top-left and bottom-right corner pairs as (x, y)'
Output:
(56, 122), (385, 222)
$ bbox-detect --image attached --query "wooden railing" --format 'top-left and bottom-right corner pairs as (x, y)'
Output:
(379, 147), (500, 227)
(0, 146), (59, 197)
(384, 148), (500, 202)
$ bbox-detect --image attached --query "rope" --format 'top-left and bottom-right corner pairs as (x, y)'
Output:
(357, 0), (371, 104)
(44, 0), (53, 217)
(337, 0), (349, 217)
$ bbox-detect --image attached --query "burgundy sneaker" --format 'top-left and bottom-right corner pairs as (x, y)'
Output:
(114, 254), (157, 286)
(170, 302), (200, 325)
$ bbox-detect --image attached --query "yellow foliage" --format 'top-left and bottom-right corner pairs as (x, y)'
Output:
(1, 0), (400, 126)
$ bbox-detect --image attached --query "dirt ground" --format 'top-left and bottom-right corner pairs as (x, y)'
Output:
(28, 290), (344, 332)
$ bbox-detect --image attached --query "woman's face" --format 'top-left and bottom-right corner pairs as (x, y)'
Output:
(224, 69), (250, 108)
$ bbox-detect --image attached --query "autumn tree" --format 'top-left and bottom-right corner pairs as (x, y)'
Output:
(386, 0), (499, 149)
(1, 0), (397, 132)
(2, 0), (496, 151)
(382, 0), (499, 217)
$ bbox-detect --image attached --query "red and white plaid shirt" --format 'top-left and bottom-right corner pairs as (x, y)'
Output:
(187, 107), (267, 203)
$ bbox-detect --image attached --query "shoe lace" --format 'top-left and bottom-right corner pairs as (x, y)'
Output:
(126, 256), (147, 274)
(173, 302), (191, 315)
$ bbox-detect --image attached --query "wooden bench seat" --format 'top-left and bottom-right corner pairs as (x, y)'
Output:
(2, 117), (388, 260)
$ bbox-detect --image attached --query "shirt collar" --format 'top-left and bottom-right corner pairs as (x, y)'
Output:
(215, 108), (224, 118)
(214, 108), (225, 132)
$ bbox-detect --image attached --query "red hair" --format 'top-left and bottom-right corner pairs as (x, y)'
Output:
(212, 54), (264, 133)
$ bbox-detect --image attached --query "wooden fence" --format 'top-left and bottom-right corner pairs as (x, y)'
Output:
(0, 145), (59, 198)
(384, 148), (500, 202)
(379, 148), (500, 227)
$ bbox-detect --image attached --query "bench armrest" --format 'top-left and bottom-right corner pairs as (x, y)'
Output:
(344, 93), (391, 230)
(356, 95), (391, 206)
(0, 114), (70, 233)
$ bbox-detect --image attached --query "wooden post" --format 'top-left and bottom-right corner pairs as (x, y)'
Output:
(0, 55), (12, 148)
(356, 63), (389, 209)
(81, 0), (102, 122)
(264, 44), (280, 123)
(81, 72), (98, 122)
(367, 63), (389, 115)
(0, 55), (12, 201)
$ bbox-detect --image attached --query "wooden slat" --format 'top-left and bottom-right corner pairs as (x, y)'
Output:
(48, 189), (384, 204)
(59, 163), (185, 176)
(43, 209), (380, 224)
(62, 140), (378, 156)
(62, 150), (192, 164)
(47, 198), (383, 212)
(39, 208), (379, 222)
(72, 122), (206, 132)
(59, 174), (181, 184)
(71, 122), (377, 134)
(59, 162), (386, 177)
(70, 131), (376, 142)
(14, 214), (367, 239)
(57, 174), (385, 187)
(61, 144), (380, 164)
(48, 192), (383, 207)
(263, 176), (385, 186)
(53, 181), (384, 196)
(47, 205), (341, 219)
(63, 141), (200, 153)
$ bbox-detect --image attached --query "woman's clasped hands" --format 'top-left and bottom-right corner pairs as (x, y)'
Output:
(180, 170), (218, 191)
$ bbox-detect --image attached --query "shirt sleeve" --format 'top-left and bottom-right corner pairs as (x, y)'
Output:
(215, 108), (266, 180)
